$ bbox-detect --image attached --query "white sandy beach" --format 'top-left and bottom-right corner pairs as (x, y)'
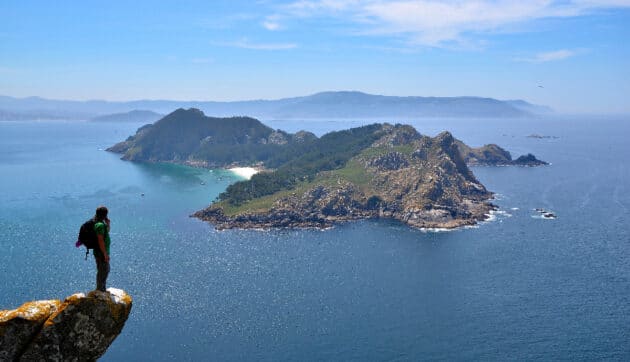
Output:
(228, 167), (259, 180)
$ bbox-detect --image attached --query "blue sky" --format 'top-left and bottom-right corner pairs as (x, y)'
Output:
(1, 1), (629, 113)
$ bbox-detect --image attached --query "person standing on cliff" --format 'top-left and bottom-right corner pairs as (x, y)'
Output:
(93, 206), (111, 292)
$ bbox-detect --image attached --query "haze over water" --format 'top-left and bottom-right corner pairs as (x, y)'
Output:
(1, 116), (629, 360)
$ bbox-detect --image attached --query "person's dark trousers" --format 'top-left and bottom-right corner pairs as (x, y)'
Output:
(95, 255), (110, 292)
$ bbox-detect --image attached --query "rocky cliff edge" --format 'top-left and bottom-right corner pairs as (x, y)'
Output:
(0, 288), (132, 361)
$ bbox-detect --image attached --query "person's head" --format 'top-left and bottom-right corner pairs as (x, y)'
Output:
(95, 206), (108, 221)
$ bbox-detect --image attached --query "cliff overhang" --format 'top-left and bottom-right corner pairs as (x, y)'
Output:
(0, 288), (132, 361)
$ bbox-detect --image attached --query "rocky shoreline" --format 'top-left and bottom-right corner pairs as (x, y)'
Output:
(193, 198), (497, 231)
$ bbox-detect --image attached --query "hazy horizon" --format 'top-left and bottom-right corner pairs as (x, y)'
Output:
(3, 91), (629, 117)
(1, 90), (553, 104)
(1, 1), (629, 114)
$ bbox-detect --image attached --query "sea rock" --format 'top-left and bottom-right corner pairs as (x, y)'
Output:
(0, 288), (132, 361)
(512, 153), (548, 166)
(454, 139), (547, 166)
(527, 134), (558, 139)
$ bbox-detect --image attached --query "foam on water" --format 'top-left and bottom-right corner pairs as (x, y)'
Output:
(483, 209), (512, 224)
(492, 193), (505, 201)
(419, 227), (453, 233)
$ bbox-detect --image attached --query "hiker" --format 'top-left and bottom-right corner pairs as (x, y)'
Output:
(93, 206), (111, 292)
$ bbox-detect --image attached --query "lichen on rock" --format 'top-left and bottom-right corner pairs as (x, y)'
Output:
(0, 300), (61, 360)
(0, 288), (132, 361)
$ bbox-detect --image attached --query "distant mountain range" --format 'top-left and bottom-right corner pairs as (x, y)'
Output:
(0, 91), (552, 121)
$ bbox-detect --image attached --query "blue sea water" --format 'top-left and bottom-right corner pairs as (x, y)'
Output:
(1, 116), (629, 360)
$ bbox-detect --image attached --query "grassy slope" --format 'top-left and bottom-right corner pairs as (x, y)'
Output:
(215, 144), (416, 216)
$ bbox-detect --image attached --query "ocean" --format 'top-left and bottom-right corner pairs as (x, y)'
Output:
(1, 116), (629, 360)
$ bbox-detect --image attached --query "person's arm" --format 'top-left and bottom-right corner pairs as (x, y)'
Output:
(97, 233), (110, 263)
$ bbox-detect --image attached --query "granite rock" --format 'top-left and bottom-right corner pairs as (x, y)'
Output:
(0, 288), (132, 361)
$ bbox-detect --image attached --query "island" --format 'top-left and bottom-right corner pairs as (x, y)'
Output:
(108, 108), (547, 230)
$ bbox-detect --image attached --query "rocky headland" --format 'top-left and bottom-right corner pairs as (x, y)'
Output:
(0, 289), (132, 361)
(194, 126), (496, 230)
(455, 140), (548, 166)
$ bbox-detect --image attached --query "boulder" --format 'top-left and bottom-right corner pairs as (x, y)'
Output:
(0, 300), (61, 360)
(0, 288), (132, 361)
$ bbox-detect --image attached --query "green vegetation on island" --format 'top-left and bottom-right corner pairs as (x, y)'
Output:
(108, 108), (316, 167)
(219, 124), (384, 206)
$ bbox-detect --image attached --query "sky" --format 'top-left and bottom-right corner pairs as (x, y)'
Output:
(0, 1), (629, 113)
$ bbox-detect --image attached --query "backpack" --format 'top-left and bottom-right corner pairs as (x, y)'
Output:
(76, 219), (98, 258)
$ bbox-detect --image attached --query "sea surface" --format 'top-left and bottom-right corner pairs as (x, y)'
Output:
(1, 116), (629, 360)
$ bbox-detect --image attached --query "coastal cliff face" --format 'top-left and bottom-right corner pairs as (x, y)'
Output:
(0, 289), (132, 361)
(195, 125), (496, 230)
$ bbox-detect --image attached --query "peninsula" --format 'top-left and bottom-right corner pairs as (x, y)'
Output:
(108, 108), (547, 230)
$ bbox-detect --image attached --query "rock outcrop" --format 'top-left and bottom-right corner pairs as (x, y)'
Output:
(512, 153), (548, 166)
(454, 140), (548, 166)
(0, 288), (132, 361)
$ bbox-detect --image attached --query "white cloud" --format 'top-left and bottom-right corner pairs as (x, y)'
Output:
(262, 20), (281, 30)
(573, 0), (630, 7)
(517, 49), (579, 63)
(274, 0), (630, 46)
(217, 39), (298, 50)
(262, 15), (283, 30)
